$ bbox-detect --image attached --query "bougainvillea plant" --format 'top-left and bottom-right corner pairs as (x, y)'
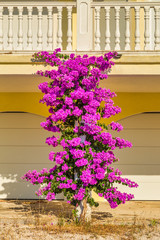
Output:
(22, 48), (138, 215)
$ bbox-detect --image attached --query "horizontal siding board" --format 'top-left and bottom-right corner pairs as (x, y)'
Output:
(0, 146), (63, 164)
(0, 163), (54, 178)
(111, 130), (160, 147)
(0, 129), (59, 146)
(112, 164), (160, 175)
(119, 113), (160, 129)
(113, 147), (160, 164)
(0, 113), (45, 128)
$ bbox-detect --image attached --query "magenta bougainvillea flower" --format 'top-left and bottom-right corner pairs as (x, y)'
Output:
(22, 49), (138, 209)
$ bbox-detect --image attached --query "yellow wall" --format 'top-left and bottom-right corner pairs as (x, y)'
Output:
(0, 93), (48, 117)
(1, 92), (160, 120)
(101, 92), (160, 125)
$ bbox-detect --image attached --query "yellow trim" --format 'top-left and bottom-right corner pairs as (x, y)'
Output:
(0, 93), (48, 117)
(100, 92), (160, 125)
(1, 54), (160, 64)
(0, 92), (160, 124)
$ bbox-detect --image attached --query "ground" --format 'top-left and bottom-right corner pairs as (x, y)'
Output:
(0, 200), (160, 239)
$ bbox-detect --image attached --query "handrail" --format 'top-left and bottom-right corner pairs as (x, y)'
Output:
(0, 1), (76, 7)
(92, 2), (160, 7)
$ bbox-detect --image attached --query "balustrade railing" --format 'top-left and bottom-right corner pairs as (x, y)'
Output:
(91, 1), (160, 52)
(0, 1), (160, 53)
(0, 1), (76, 52)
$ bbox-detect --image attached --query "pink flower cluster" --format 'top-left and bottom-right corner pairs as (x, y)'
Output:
(110, 121), (123, 132)
(22, 49), (138, 209)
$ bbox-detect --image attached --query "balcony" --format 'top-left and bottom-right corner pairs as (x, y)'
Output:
(0, 0), (160, 55)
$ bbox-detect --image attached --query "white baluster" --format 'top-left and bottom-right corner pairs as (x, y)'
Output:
(154, 6), (160, 50)
(7, 6), (13, 50)
(57, 6), (62, 49)
(17, 7), (23, 50)
(0, 7), (3, 50)
(134, 6), (140, 50)
(105, 6), (110, 51)
(27, 6), (32, 50)
(114, 6), (120, 51)
(47, 6), (53, 50)
(66, 6), (72, 51)
(37, 6), (43, 50)
(95, 6), (101, 51)
(144, 6), (150, 50)
(125, 6), (130, 51)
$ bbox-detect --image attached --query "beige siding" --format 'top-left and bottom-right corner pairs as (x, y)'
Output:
(113, 113), (160, 200)
(0, 113), (63, 199)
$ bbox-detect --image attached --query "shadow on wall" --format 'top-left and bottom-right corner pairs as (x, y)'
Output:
(0, 171), (63, 200)
(0, 172), (42, 199)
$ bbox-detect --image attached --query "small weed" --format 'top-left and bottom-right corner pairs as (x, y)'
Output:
(72, 208), (79, 224)
(57, 216), (65, 228)
(149, 219), (158, 227)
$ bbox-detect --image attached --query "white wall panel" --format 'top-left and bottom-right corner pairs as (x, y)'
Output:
(115, 113), (160, 200)
(0, 129), (56, 146)
(112, 129), (160, 147)
(113, 147), (160, 165)
(112, 164), (160, 175)
(0, 113), (45, 128)
(0, 163), (63, 200)
(1, 112), (160, 200)
(0, 146), (62, 164)
(119, 113), (160, 129)
(0, 113), (63, 200)
(115, 176), (160, 200)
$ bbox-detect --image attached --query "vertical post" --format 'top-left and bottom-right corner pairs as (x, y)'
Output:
(77, 0), (92, 51)
(27, 6), (33, 50)
(105, 6), (110, 51)
(114, 6), (120, 51)
(0, 7), (3, 50)
(37, 6), (43, 50)
(95, 6), (101, 51)
(7, 6), (13, 50)
(144, 6), (150, 50)
(47, 6), (53, 50)
(17, 7), (23, 50)
(154, 6), (160, 50)
(125, 6), (130, 51)
(57, 6), (62, 49)
(66, 6), (72, 51)
(134, 6), (140, 50)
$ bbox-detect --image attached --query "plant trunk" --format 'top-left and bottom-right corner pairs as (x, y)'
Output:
(76, 197), (92, 222)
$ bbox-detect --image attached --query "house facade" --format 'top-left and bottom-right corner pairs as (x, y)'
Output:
(0, 0), (160, 201)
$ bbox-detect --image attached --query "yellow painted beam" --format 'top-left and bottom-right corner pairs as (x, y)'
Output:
(0, 93), (48, 117)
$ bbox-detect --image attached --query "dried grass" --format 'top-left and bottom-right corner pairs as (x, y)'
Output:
(0, 200), (160, 240)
